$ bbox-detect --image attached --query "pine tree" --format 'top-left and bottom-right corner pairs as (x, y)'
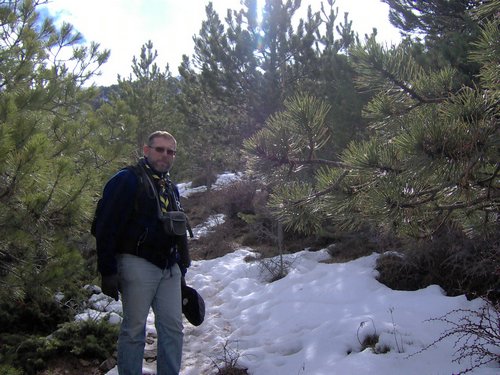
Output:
(244, 1), (499, 239)
(296, 1), (366, 155)
(382, 0), (484, 83)
(0, 0), (109, 302)
(177, 54), (247, 185)
(116, 41), (179, 149)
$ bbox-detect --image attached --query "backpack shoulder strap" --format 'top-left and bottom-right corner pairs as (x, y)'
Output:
(124, 164), (194, 238)
(122, 164), (154, 211)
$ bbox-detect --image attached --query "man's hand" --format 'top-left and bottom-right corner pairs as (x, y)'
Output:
(101, 274), (119, 301)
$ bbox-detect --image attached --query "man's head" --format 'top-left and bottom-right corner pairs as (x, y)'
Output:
(143, 131), (177, 173)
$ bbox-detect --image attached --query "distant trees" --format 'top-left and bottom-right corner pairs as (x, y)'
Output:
(175, 0), (365, 183)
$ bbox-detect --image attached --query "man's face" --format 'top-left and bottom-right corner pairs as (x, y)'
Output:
(143, 136), (176, 173)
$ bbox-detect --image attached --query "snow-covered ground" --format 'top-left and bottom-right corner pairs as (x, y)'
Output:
(82, 173), (499, 375)
(177, 172), (244, 198)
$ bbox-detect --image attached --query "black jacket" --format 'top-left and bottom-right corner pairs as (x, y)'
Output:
(95, 160), (182, 276)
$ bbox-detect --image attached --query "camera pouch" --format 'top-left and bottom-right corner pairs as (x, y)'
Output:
(160, 211), (187, 236)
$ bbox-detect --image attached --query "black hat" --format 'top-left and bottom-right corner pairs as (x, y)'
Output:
(182, 284), (205, 326)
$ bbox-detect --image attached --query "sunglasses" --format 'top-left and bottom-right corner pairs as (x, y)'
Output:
(149, 146), (177, 156)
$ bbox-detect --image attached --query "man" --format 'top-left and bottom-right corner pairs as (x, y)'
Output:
(95, 131), (189, 375)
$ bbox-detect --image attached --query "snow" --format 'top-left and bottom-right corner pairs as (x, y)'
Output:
(177, 172), (244, 198)
(191, 214), (225, 239)
(81, 173), (498, 375)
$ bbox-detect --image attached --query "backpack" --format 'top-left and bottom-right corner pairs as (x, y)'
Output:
(90, 165), (144, 237)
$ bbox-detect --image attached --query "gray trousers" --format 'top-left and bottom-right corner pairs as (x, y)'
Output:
(117, 254), (183, 375)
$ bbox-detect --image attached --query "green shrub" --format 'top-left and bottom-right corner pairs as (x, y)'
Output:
(2, 320), (118, 374)
(0, 297), (72, 335)
(0, 364), (22, 375)
(49, 319), (119, 359)
(8, 335), (49, 374)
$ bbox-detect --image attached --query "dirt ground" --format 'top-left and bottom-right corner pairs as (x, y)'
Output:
(38, 355), (103, 375)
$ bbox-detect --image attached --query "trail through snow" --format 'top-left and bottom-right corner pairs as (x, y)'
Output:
(83, 172), (498, 375)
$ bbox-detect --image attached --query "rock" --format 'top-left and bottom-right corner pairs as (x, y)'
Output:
(79, 359), (91, 367)
(84, 284), (102, 295)
(99, 357), (117, 372)
(144, 348), (157, 362)
(108, 312), (122, 325)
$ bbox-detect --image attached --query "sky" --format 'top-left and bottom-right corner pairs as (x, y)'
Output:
(41, 0), (402, 87)
(77, 173), (500, 375)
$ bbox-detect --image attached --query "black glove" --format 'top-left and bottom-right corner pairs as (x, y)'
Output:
(101, 274), (119, 301)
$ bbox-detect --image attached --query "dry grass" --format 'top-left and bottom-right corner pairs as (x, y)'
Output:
(376, 229), (499, 299)
(181, 180), (326, 260)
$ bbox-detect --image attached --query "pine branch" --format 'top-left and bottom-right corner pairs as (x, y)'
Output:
(414, 210), (452, 239)
(399, 192), (438, 209)
(436, 194), (500, 211)
(293, 169), (349, 205)
(485, 163), (500, 199)
(288, 157), (346, 167)
(251, 147), (345, 168)
(378, 66), (444, 104)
